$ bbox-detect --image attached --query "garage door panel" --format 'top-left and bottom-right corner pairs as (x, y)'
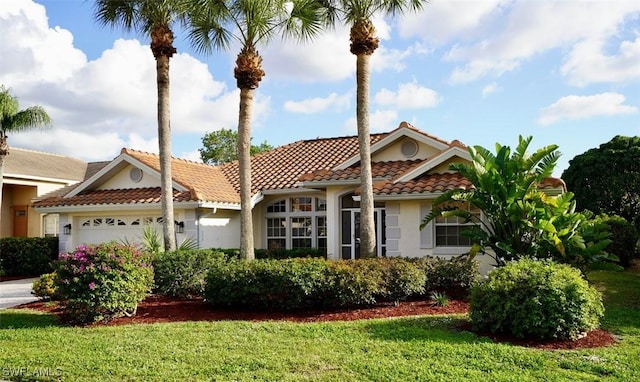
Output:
(77, 215), (162, 245)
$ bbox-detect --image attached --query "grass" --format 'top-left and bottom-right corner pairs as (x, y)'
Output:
(1, 270), (639, 381)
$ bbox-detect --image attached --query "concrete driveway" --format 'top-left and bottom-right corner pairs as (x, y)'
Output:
(0, 278), (38, 309)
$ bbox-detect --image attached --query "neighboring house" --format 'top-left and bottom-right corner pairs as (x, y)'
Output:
(32, 122), (565, 272)
(1, 148), (99, 238)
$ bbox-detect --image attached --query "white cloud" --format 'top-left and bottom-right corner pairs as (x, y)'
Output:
(262, 18), (423, 82)
(284, 93), (351, 114)
(538, 92), (638, 126)
(0, 0), (266, 161)
(0, 0), (87, 86)
(343, 109), (399, 134)
(9, 129), (140, 162)
(399, 0), (506, 44)
(262, 27), (353, 82)
(482, 82), (501, 98)
(401, 0), (640, 84)
(561, 37), (640, 86)
(374, 82), (440, 109)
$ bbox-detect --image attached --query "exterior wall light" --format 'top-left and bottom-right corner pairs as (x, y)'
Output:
(63, 223), (72, 235)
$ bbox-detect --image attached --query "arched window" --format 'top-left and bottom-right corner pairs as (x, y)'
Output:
(265, 196), (327, 250)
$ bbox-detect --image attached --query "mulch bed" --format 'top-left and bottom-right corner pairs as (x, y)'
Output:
(16, 295), (616, 350)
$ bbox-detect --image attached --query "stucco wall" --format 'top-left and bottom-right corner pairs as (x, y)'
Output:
(384, 199), (495, 274)
(100, 164), (159, 189)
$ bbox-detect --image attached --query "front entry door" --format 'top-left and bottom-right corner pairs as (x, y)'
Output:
(341, 209), (385, 260)
(12, 205), (28, 237)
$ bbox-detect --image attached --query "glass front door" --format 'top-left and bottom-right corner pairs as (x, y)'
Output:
(341, 209), (386, 260)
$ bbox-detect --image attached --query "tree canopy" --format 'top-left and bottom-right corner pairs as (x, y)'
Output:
(0, 85), (52, 228)
(199, 128), (273, 165)
(421, 136), (613, 271)
(562, 135), (640, 229)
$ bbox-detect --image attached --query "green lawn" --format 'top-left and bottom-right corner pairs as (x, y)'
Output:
(1, 270), (639, 381)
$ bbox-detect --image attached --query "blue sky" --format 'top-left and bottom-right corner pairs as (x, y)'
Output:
(1, 0), (639, 177)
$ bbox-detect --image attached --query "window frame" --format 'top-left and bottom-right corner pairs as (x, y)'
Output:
(434, 203), (481, 248)
(264, 196), (327, 250)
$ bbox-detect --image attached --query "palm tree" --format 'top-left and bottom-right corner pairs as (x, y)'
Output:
(320, 0), (426, 257)
(420, 136), (612, 271)
(0, 85), (52, 228)
(186, 0), (324, 260)
(93, 0), (189, 251)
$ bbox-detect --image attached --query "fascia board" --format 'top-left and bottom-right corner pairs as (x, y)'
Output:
(335, 127), (450, 170)
(198, 201), (242, 210)
(66, 154), (188, 198)
(369, 193), (446, 201)
(3, 173), (81, 185)
(395, 146), (471, 183)
(297, 179), (361, 188)
(33, 201), (206, 214)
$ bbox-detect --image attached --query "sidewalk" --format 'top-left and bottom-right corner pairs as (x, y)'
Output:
(0, 278), (38, 309)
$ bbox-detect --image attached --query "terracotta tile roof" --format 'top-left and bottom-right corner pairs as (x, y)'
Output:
(372, 173), (565, 196)
(219, 134), (387, 194)
(300, 159), (422, 183)
(33, 187), (193, 208)
(4, 148), (88, 182)
(540, 176), (567, 191)
(124, 148), (240, 204)
(31, 126), (566, 209)
(398, 121), (455, 147)
(373, 172), (474, 195)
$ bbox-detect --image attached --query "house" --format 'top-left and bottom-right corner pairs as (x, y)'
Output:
(0, 148), (102, 238)
(31, 122), (565, 272)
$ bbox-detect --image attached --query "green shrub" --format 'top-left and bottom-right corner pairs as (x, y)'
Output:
(412, 256), (479, 299)
(205, 258), (329, 310)
(597, 214), (639, 267)
(374, 258), (425, 303)
(204, 257), (474, 310)
(0, 237), (58, 276)
(255, 248), (327, 259)
(324, 260), (384, 307)
(32, 272), (60, 301)
(470, 258), (604, 340)
(54, 242), (154, 324)
(153, 249), (226, 298)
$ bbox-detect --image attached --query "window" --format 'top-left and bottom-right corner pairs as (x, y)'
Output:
(291, 197), (312, 212)
(435, 203), (481, 247)
(317, 216), (327, 250)
(267, 218), (286, 250)
(43, 214), (59, 237)
(267, 200), (286, 213)
(291, 217), (312, 249)
(265, 196), (326, 250)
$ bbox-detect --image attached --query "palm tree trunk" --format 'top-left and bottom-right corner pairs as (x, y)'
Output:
(238, 87), (255, 260)
(356, 53), (376, 258)
(156, 54), (176, 252)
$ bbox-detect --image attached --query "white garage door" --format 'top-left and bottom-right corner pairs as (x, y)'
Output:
(77, 215), (162, 246)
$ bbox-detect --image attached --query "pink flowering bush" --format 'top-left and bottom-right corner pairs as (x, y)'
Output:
(54, 242), (153, 324)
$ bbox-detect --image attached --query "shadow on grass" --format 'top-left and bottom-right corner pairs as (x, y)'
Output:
(363, 315), (486, 345)
(0, 309), (60, 329)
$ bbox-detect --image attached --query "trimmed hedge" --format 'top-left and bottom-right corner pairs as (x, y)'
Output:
(204, 257), (472, 310)
(470, 258), (604, 340)
(213, 248), (327, 260)
(413, 256), (480, 298)
(153, 249), (232, 298)
(0, 237), (58, 276)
